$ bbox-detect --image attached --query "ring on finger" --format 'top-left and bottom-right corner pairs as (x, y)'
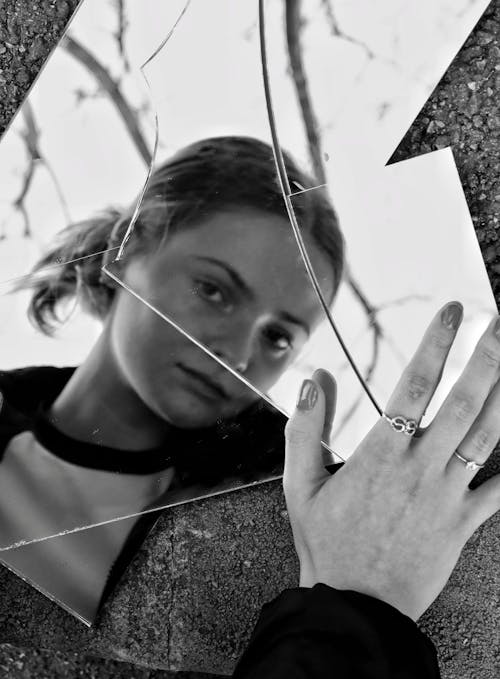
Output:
(453, 449), (485, 471)
(382, 413), (419, 437)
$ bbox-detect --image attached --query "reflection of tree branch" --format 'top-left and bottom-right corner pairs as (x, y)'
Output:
(377, 293), (430, 312)
(44, 162), (72, 224)
(11, 102), (40, 237)
(285, 0), (326, 186)
(12, 156), (36, 238)
(8, 102), (72, 238)
(319, 0), (375, 60)
(320, 0), (406, 75)
(63, 35), (152, 166)
(285, 0), (382, 386)
(346, 274), (382, 383)
(113, 0), (130, 72)
(24, 102), (72, 224)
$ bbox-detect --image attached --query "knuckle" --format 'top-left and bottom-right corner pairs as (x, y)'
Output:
(405, 475), (424, 500)
(478, 345), (500, 368)
(404, 371), (433, 401)
(451, 392), (477, 423)
(470, 428), (492, 457)
(429, 331), (452, 351)
(284, 421), (311, 447)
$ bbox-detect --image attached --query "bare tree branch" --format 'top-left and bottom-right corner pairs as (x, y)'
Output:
(320, 0), (375, 59)
(285, 0), (326, 185)
(1, 107), (39, 237)
(13, 175), (35, 238)
(11, 102), (40, 236)
(345, 273), (382, 383)
(24, 102), (72, 223)
(285, 0), (383, 386)
(62, 35), (152, 167)
(7, 101), (73, 239)
(377, 293), (430, 312)
(113, 0), (131, 72)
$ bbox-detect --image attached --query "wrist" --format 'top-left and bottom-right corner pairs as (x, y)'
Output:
(298, 563), (318, 588)
(298, 570), (419, 620)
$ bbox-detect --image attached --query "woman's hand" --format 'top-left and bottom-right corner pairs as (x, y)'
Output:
(283, 301), (500, 621)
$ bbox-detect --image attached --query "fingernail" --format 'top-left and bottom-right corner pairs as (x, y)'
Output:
(297, 379), (318, 411)
(494, 316), (500, 340)
(313, 369), (336, 440)
(441, 302), (463, 330)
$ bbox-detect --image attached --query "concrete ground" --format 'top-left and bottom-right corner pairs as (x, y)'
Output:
(0, 643), (218, 679)
(0, 1), (499, 677)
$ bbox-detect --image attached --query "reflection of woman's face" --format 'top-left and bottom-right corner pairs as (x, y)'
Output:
(108, 207), (335, 428)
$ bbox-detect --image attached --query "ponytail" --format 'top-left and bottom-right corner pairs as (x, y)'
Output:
(14, 209), (124, 335)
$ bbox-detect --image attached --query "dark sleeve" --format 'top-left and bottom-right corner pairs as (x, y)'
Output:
(232, 584), (441, 679)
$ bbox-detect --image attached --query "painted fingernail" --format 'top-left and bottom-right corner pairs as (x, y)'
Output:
(494, 316), (500, 340)
(314, 369), (336, 440)
(297, 379), (318, 411)
(441, 302), (463, 330)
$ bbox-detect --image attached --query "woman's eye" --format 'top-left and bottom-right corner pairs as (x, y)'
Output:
(194, 281), (228, 307)
(263, 327), (293, 354)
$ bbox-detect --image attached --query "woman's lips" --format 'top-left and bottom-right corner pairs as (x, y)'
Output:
(176, 363), (229, 401)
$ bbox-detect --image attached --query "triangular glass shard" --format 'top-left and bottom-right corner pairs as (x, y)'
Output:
(258, 0), (497, 426)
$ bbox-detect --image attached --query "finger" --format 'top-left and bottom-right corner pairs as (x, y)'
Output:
(465, 472), (500, 531)
(446, 376), (500, 485)
(314, 369), (338, 469)
(380, 301), (463, 450)
(283, 377), (330, 500)
(425, 314), (500, 463)
(313, 368), (337, 443)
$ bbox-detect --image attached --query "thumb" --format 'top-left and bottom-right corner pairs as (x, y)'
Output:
(313, 368), (337, 444)
(283, 376), (330, 498)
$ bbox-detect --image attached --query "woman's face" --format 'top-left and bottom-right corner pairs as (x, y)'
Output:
(108, 207), (336, 428)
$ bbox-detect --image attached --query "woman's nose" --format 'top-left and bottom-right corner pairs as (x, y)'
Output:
(208, 325), (255, 374)
(211, 349), (248, 374)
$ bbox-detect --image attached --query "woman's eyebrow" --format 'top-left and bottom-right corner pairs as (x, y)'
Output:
(277, 311), (310, 338)
(193, 256), (254, 300)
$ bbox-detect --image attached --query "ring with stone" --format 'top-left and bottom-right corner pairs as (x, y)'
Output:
(453, 450), (485, 472)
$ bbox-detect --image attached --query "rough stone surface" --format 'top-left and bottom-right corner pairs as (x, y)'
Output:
(0, 0), (81, 138)
(0, 0), (499, 678)
(0, 643), (212, 679)
(391, 1), (500, 298)
(0, 485), (296, 675)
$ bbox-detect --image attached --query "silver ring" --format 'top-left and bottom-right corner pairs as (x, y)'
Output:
(453, 450), (485, 471)
(382, 413), (418, 437)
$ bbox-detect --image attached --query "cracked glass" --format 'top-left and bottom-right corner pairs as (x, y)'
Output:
(0, 0), (495, 626)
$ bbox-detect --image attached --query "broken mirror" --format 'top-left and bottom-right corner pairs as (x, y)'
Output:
(0, 0), (495, 626)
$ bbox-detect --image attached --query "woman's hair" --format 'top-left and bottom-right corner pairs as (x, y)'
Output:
(17, 136), (345, 334)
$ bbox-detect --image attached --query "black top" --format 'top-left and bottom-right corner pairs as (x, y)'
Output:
(0, 364), (294, 615)
(0, 365), (290, 483)
(232, 584), (441, 678)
